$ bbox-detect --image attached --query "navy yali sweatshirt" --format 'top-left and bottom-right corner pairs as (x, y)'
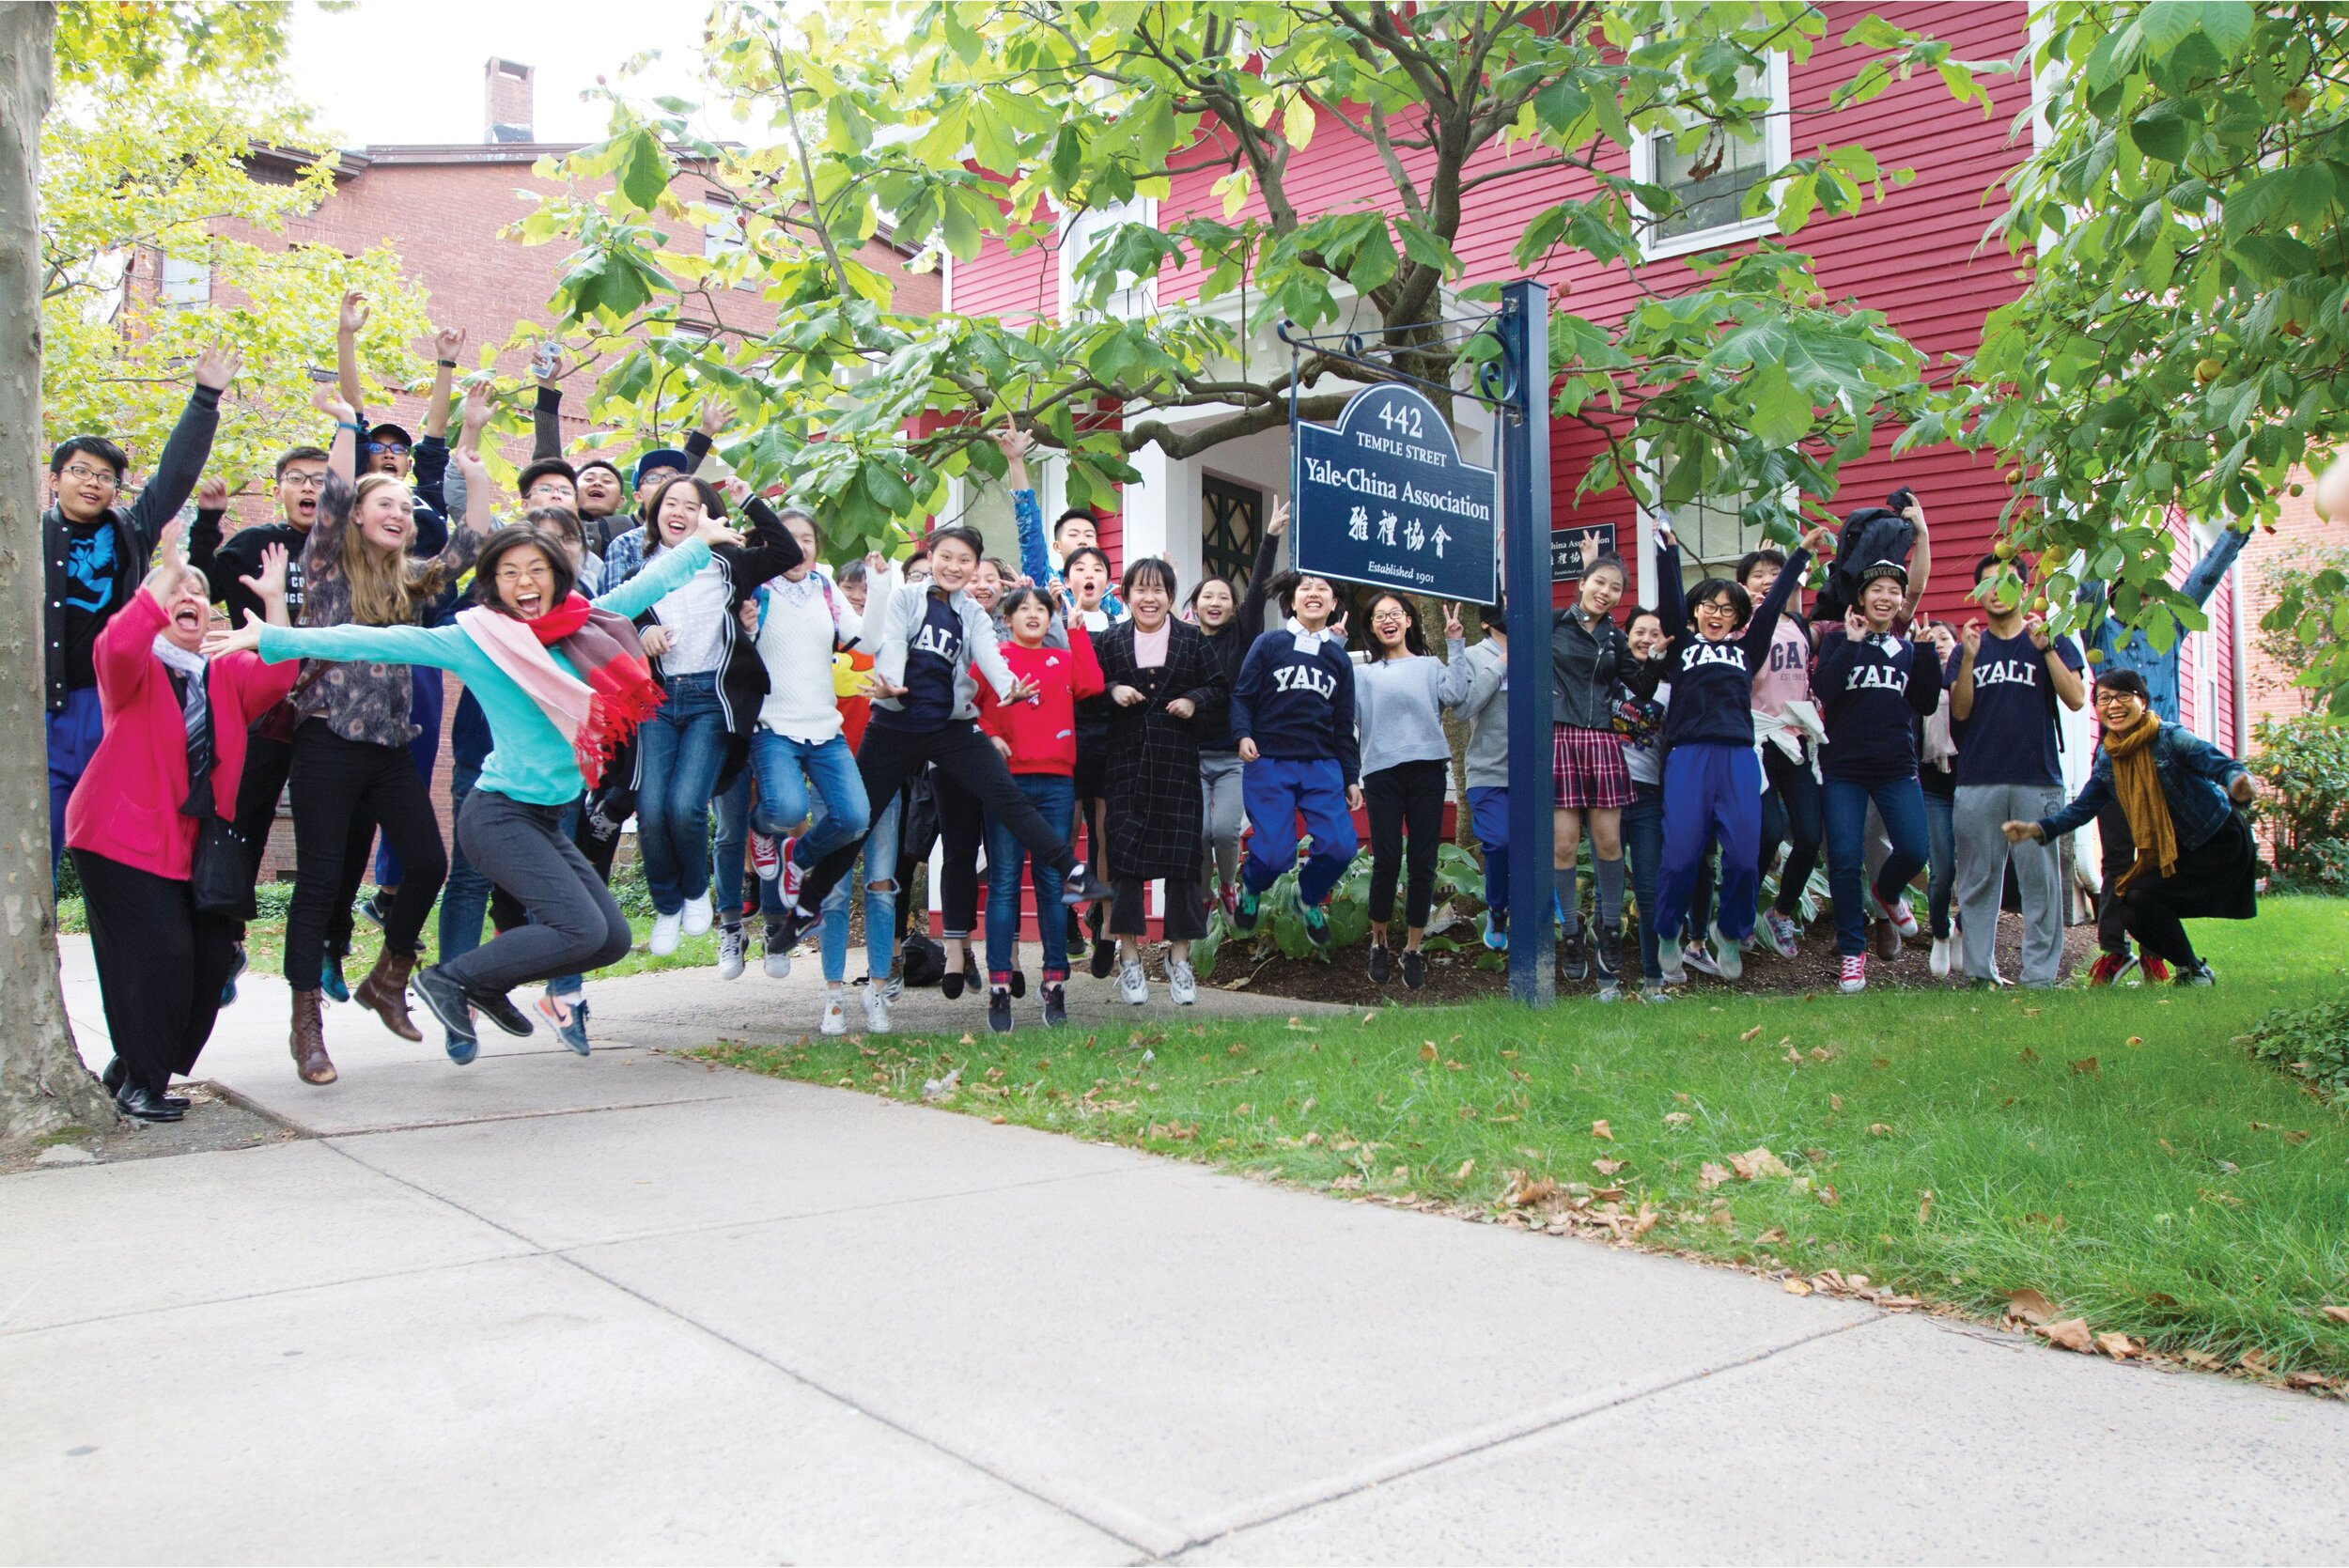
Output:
(1648, 539), (1809, 751)
(1230, 623), (1361, 784)
(1813, 624), (1944, 783)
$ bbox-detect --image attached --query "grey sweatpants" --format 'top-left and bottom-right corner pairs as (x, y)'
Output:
(1952, 783), (2067, 986)
(1201, 751), (1246, 891)
(443, 787), (633, 997)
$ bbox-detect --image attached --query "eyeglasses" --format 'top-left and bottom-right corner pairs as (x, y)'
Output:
(2093, 691), (2142, 708)
(278, 472), (326, 489)
(366, 442), (411, 457)
(58, 464), (118, 487)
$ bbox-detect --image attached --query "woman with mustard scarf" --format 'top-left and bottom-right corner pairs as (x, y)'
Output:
(2000, 670), (2260, 985)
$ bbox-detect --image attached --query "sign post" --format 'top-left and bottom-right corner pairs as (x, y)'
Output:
(1290, 384), (1498, 604)
(1498, 280), (1554, 1007)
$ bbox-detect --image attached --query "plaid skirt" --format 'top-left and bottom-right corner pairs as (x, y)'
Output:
(1553, 722), (1633, 809)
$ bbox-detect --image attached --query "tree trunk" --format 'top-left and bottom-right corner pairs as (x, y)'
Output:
(0, 2), (117, 1145)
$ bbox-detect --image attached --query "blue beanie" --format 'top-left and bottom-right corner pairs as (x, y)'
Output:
(632, 448), (691, 489)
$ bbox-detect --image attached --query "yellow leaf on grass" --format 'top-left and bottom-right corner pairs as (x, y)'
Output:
(2095, 1331), (2139, 1360)
(2006, 1289), (2057, 1326)
(2125, 1035), (2144, 1048)
(1455, 1157), (1475, 1182)
(2040, 1317), (2094, 1353)
(1829, 1094), (1844, 1111)
(1867, 1123), (1893, 1138)
(2321, 1306), (2349, 1325)
(1591, 1119), (1613, 1141)
(1740, 1024), (1764, 1042)
(1699, 1162), (1734, 1190)
(1729, 1146), (1790, 1181)
(1782, 1276), (1813, 1296)
(1917, 1189), (1935, 1224)
(1593, 1157), (1626, 1175)
(1664, 1110), (1693, 1127)
(1421, 1041), (1439, 1062)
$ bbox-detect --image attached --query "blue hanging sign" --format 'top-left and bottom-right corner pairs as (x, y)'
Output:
(1291, 384), (1499, 605)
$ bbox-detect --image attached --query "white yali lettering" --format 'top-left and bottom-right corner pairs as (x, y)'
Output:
(1681, 643), (1750, 673)
(1272, 661), (1338, 699)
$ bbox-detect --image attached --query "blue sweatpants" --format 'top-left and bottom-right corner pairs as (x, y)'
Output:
(1656, 743), (1763, 947)
(46, 686), (105, 881)
(1468, 785), (1508, 918)
(1241, 755), (1359, 908)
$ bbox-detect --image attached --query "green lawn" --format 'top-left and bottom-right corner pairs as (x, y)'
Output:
(697, 897), (2349, 1383)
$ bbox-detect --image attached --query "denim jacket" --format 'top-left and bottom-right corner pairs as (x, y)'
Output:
(2037, 723), (2248, 850)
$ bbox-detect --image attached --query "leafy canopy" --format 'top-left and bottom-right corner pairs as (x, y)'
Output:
(1924, 2), (2349, 701)
(43, 1), (431, 492)
(526, 1), (1991, 551)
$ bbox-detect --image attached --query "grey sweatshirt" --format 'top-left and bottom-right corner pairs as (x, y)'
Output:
(1443, 634), (1509, 790)
(1354, 653), (1452, 779)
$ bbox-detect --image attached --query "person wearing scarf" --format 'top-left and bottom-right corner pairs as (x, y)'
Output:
(2001, 670), (2261, 986)
(210, 508), (747, 1060)
(67, 522), (295, 1121)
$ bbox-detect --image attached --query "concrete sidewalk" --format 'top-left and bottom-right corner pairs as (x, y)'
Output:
(7, 939), (2345, 1563)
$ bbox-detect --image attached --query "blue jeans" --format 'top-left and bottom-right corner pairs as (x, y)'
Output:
(1623, 782), (1665, 982)
(1241, 756), (1359, 907)
(986, 773), (1075, 984)
(710, 770), (754, 926)
(438, 761), (492, 964)
(1824, 773), (1930, 957)
(47, 685), (104, 881)
(751, 730), (871, 873)
(819, 793), (901, 985)
(636, 673), (728, 914)
(1924, 789), (1956, 940)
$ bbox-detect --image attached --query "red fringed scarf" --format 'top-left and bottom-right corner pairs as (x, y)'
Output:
(456, 594), (664, 789)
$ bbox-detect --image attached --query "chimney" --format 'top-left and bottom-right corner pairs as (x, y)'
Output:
(485, 57), (534, 143)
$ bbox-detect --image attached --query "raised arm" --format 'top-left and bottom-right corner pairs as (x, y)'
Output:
(334, 289), (366, 412)
(125, 348), (235, 547)
(1951, 622), (1980, 722)
(730, 488), (809, 590)
(303, 387), (362, 582)
(1651, 518), (1688, 635)
(186, 477), (228, 594)
(2181, 524), (2248, 610)
(595, 534), (719, 621)
(1000, 424), (1056, 587)
(1901, 495), (1932, 618)
(423, 326), (462, 442)
(531, 348), (565, 461)
(1237, 499), (1288, 639)
(1742, 534), (1819, 658)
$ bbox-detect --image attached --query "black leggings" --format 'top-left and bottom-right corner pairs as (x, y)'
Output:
(801, 721), (1073, 915)
(231, 728), (358, 954)
(1112, 874), (1206, 941)
(73, 849), (240, 1097)
(284, 722), (446, 986)
(935, 769), (985, 940)
(1365, 759), (1447, 929)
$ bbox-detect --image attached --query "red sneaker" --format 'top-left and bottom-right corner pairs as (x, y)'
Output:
(2139, 954), (2171, 985)
(1838, 954), (1867, 994)
(750, 831), (779, 884)
(778, 834), (802, 904)
(2087, 952), (2135, 987)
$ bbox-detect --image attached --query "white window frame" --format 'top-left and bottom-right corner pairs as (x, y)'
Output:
(1056, 195), (1159, 322)
(1628, 50), (1791, 262)
(158, 251), (211, 310)
(1632, 439), (1795, 600)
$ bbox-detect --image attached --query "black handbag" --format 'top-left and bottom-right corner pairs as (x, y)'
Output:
(189, 815), (256, 918)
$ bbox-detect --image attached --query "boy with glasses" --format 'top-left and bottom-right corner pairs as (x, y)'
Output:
(43, 345), (237, 875)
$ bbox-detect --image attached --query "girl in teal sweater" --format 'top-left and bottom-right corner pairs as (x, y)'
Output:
(210, 505), (744, 1059)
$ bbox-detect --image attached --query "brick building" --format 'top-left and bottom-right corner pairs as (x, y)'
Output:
(193, 58), (939, 878)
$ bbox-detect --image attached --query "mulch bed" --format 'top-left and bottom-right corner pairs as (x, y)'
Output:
(1204, 911), (2106, 1007)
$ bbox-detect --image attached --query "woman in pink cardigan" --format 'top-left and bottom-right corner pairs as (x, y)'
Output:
(66, 521), (295, 1121)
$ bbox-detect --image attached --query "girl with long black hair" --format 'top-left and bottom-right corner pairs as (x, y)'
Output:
(1354, 591), (1452, 989)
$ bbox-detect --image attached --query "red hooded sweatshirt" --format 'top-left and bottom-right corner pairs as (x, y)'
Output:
(977, 623), (1103, 775)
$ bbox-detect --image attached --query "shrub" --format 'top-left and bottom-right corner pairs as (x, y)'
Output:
(2249, 714), (2349, 892)
(2241, 997), (2349, 1099)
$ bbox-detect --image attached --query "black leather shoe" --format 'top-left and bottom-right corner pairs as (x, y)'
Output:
(471, 988), (537, 1037)
(116, 1085), (184, 1123)
(101, 1056), (125, 1094)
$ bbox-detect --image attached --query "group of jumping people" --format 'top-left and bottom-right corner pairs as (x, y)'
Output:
(47, 303), (2264, 1124)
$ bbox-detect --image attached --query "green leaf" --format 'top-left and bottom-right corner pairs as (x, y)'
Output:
(614, 128), (671, 214)
(1282, 94), (1315, 151)
(1743, 361), (1812, 449)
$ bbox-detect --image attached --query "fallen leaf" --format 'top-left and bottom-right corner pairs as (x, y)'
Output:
(1740, 1024), (1764, 1042)
(1420, 1041), (1438, 1061)
(2285, 1370), (2337, 1391)
(2283, 1129), (2311, 1145)
(1664, 1110), (1693, 1127)
(1872, 1057), (1890, 1070)
(1867, 1123), (1893, 1138)
(2124, 1035), (2143, 1048)
(989, 1114), (1007, 1125)
(1302, 1131), (1322, 1146)
(1591, 1119), (1613, 1141)
(1502, 1172), (1559, 1206)
(1815, 1184), (1841, 1207)
(1630, 1206), (1660, 1237)
(1361, 1012), (1376, 1025)
(1810, 1047), (1834, 1062)
(1699, 1161), (1734, 1190)
(2019, 1047), (2040, 1065)
(2322, 1306), (2349, 1325)
(2240, 1347), (2272, 1374)
(2040, 1317), (2094, 1353)
(1782, 1047), (1803, 1064)
(1829, 1093), (1843, 1111)
(1782, 1277), (1813, 1296)
(2182, 1349), (2223, 1371)
(2007, 1288), (2057, 1326)
(2095, 1331), (2139, 1360)
(1755, 1226), (1787, 1245)
(1454, 1157), (1475, 1182)
(1917, 1189), (1935, 1225)
(1593, 1157), (1626, 1175)
(960, 1032), (977, 1046)
(1672, 1092), (1691, 1103)
(1729, 1146), (1791, 1180)
(2070, 1057), (2100, 1076)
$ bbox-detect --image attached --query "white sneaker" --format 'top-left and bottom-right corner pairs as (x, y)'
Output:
(1839, 954), (1868, 993)
(762, 922), (792, 979)
(862, 986), (892, 1032)
(820, 994), (848, 1036)
(881, 970), (903, 1002)
(649, 909), (683, 956)
(1929, 936), (1952, 979)
(681, 893), (714, 938)
(1710, 923), (1744, 982)
(716, 924), (747, 981)
(1658, 939), (1688, 986)
(1118, 959), (1148, 1005)
(1168, 959), (1196, 1005)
